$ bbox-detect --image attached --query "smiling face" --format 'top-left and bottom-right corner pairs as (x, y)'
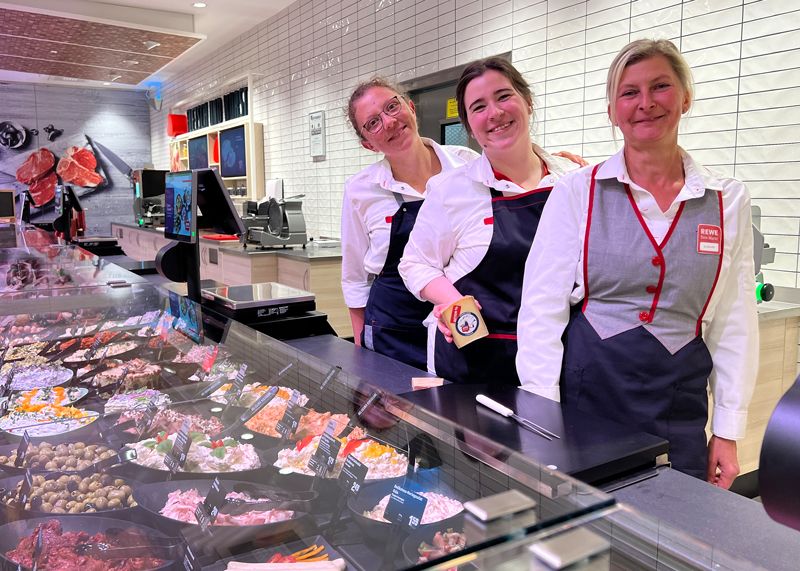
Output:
(611, 54), (690, 148)
(463, 69), (532, 156)
(352, 86), (418, 157)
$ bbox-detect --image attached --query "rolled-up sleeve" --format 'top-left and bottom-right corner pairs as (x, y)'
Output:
(340, 183), (372, 308)
(704, 185), (759, 440)
(399, 184), (458, 301)
(517, 170), (587, 401)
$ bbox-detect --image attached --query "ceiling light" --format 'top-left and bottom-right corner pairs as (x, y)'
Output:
(108, 73), (122, 82)
(143, 40), (161, 50)
(193, 2), (207, 7)
(103, 82), (111, 86)
(122, 59), (139, 65)
(49, 50), (58, 54)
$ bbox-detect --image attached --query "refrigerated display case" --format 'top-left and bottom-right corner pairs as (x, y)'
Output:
(0, 233), (780, 570)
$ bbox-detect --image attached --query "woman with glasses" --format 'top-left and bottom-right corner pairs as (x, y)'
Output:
(516, 40), (757, 485)
(341, 77), (477, 369)
(399, 57), (584, 384)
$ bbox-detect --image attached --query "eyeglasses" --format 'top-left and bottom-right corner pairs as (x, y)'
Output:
(362, 96), (404, 134)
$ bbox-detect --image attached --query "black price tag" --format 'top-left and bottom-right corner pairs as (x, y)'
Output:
(276, 392), (303, 439)
(226, 364), (248, 404)
(136, 401), (160, 436)
(87, 335), (103, 359)
(18, 469), (33, 507)
(0, 398), (8, 417)
(0, 371), (11, 399)
(338, 454), (368, 498)
(164, 420), (192, 474)
(15, 431), (31, 468)
(384, 485), (427, 530)
(195, 477), (227, 530)
(182, 544), (199, 571)
(308, 430), (342, 477)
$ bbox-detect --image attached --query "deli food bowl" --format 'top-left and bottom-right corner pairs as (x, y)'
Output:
(0, 516), (177, 570)
(401, 526), (469, 567)
(348, 479), (465, 544)
(0, 471), (137, 517)
(0, 439), (119, 475)
(133, 479), (317, 556)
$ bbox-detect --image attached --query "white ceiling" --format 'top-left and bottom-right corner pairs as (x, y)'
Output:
(0, 0), (295, 88)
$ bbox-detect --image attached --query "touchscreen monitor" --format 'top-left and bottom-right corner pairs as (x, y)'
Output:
(219, 125), (246, 178)
(164, 171), (197, 243)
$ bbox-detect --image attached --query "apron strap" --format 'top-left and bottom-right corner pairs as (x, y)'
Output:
(489, 188), (502, 199)
(392, 192), (405, 207)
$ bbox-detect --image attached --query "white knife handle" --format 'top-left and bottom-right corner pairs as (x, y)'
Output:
(476, 394), (513, 417)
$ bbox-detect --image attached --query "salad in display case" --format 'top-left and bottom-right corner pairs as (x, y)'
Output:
(0, 239), (770, 570)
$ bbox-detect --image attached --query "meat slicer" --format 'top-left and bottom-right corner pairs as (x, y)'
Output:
(242, 195), (307, 248)
(753, 205), (776, 303)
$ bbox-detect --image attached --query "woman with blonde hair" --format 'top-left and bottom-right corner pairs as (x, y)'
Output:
(341, 77), (477, 369)
(517, 39), (758, 486)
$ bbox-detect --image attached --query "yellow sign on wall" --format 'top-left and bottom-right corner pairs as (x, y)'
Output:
(446, 98), (459, 119)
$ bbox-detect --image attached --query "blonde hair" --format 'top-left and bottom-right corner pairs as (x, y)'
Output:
(346, 76), (409, 140)
(606, 39), (694, 128)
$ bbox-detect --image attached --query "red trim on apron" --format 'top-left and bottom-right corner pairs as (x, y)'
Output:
(385, 216), (393, 223)
(491, 186), (553, 202)
(486, 333), (517, 340)
(581, 165), (601, 313)
(696, 191), (725, 335)
(483, 216), (494, 225)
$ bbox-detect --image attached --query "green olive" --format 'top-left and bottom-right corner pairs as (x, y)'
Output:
(107, 498), (122, 509)
(93, 497), (108, 510)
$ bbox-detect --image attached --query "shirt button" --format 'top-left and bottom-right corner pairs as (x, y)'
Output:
(646, 285), (657, 294)
(651, 256), (662, 267)
(639, 311), (650, 322)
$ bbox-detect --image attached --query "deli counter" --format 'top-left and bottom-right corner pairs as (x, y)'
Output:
(0, 228), (789, 570)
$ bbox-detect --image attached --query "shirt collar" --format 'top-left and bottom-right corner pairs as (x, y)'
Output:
(368, 138), (452, 195)
(466, 144), (567, 190)
(597, 147), (724, 196)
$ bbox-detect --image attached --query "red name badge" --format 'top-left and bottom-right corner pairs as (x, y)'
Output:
(697, 224), (722, 255)
(450, 304), (462, 324)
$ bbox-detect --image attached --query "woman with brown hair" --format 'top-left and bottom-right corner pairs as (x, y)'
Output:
(399, 57), (583, 385)
(341, 77), (477, 369)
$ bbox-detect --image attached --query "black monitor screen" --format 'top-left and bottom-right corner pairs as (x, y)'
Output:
(0, 191), (15, 221)
(134, 170), (167, 199)
(196, 168), (245, 236)
(219, 126), (246, 178)
(164, 171), (197, 243)
(188, 136), (209, 170)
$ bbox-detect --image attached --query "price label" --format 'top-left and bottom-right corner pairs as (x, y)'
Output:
(276, 392), (303, 439)
(0, 398), (8, 417)
(15, 431), (30, 468)
(136, 401), (160, 436)
(308, 429), (342, 477)
(18, 469), (33, 507)
(195, 477), (227, 530)
(338, 454), (368, 498)
(384, 485), (427, 530)
(182, 544), (199, 571)
(226, 364), (248, 404)
(0, 370), (12, 399)
(87, 335), (104, 359)
(164, 420), (192, 474)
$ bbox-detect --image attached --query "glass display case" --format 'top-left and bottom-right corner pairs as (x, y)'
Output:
(0, 238), (768, 570)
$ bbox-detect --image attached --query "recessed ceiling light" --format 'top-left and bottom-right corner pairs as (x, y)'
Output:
(49, 50), (58, 54)
(193, 2), (207, 7)
(122, 59), (139, 65)
(143, 40), (161, 50)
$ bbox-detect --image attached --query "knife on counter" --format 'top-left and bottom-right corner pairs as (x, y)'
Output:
(476, 394), (560, 441)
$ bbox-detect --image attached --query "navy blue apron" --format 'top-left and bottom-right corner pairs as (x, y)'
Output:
(560, 167), (720, 479)
(434, 184), (552, 384)
(361, 195), (431, 370)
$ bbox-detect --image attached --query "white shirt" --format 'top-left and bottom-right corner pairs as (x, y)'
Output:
(399, 146), (578, 372)
(340, 139), (477, 308)
(517, 147), (758, 441)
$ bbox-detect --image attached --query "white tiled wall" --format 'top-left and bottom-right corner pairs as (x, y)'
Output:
(150, 0), (800, 288)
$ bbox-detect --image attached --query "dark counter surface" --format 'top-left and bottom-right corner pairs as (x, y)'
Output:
(402, 383), (668, 485)
(615, 467), (800, 571)
(287, 334), (436, 395)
